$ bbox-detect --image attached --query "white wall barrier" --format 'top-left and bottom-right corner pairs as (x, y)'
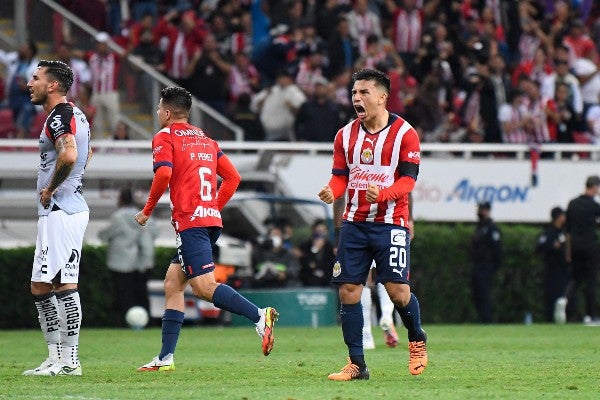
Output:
(277, 155), (600, 223)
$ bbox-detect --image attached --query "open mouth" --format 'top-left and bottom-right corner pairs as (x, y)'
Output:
(354, 105), (366, 118)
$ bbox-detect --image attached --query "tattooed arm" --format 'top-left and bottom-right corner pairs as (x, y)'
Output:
(39, 134), (78, 208)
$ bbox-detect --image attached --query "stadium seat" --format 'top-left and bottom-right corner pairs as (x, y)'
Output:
(0, 109), (15, 138)
(29, 111), (47, 138)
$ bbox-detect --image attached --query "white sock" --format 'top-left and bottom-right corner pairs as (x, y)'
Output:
(377, 282), (395, 325)
(361, 286), (373, 334)
(57, 290), (82, 367)
(33, 293), (61, 362)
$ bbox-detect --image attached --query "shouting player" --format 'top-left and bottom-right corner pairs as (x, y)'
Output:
(318, 69), (427, 380)
(24, 60), (92, 376)
(135, 86), (278, 371)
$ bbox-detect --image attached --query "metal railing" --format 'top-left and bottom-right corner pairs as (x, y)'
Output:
(2, 139), (600, 160)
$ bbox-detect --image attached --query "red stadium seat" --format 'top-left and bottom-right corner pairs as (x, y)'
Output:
(29, 111), (48, 138)
(0, 109), (15, 138)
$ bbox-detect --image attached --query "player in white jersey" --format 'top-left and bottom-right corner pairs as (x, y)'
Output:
(23, 60), (91, 377)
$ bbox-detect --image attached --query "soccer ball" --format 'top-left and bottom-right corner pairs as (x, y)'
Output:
(125, 306), (149, 329)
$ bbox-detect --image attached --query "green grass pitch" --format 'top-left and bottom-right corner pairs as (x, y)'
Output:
(2, 324), (599, 399)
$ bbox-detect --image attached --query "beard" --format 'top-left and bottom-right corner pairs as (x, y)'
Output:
(30, 90), (47, 105)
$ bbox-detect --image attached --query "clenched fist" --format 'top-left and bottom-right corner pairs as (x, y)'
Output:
(318, 185), (334, 204)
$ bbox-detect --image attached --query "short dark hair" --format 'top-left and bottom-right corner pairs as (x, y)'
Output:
(161, 86), (192, 115)
(585, 175), (600, 188)
(352, 68), (390, 94)
(37, 60), (74, 94)
(550, 207), (564, 221)
(118, 188), (134, 206)
(478, 201), (491, 210)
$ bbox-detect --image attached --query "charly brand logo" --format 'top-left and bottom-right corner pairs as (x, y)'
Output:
(173, 128), (206, 137)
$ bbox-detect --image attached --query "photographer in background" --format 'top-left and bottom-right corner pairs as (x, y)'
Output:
(98, 188), (159, 325)
(252, 225), (301, 288)
(298, 219), (335, 287)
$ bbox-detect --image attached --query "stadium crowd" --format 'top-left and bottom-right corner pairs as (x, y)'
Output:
(2, 0), (600, 143)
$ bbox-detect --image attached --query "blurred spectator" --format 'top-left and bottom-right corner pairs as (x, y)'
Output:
(511, 46), (552, 88)
(189, 33), (232, 114)
(251, 69), (306, 141)
(354, 34), (388, 70)
(111, 120), (131, 141)
(84, 32), (123, 138)
(250, 0), (271, 55)
(209, 12), (233, 57)
(521, 78), (559, 143)
(498, 89), (528, 144)
(66, 0), (109, 37)
(386, 0), (429, 68)
(346, 0), (382, 56)
(298, 219), (335, 287)
(153, 9), (206, 88)
(106, 0), (128, 36)
(563, 19), (599, 66)
(56, 42), (91, 102)
(98, 188), (159, 325)
(131, 0), (158, 23)
(573, 58), (600, 110)
(535, 206), (569, 323)
(520, 76), (558, 143)
(553, 82), (577, 143)
(295, 20), (325, 63)
(131, 28), (166, 108)
(280, 0), (305, 31)
(540, 45), (583, 119)
(230, 10), (253, 56)
(231, 93), (265, 141)
(294, 77), (341, 142)
(0, 40), (39, 138)
(252, 23), (297, 85)
(252, 225), (301, 288)
(74, 83), (96, 129)
(228, 51), (261, 107)
(295, 47), (326, 96)
(127, 12), (156, 52)
(488, 53), (511, 110)
(325, 16), (360, 78)
(517, 2), (551, 63)
(314, 0), (343, 41)
(546, 0), (571, 48)
(585, 97), (600, 143)
(405, 71), (444, 142)
(331, 68), (353, 123)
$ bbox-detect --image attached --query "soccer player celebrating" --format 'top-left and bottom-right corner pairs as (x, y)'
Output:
(24, 60), (92, 376)
(318, 69), (427, 380)
(135, 86), (278, 371)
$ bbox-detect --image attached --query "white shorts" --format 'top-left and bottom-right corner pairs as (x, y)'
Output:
(31, 210), (89, 284)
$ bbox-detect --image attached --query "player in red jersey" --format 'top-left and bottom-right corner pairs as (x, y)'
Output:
(319, 69), (427, 380)
(134, 87), (278, 371)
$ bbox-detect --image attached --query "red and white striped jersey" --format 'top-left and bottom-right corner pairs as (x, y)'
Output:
(332, 114), (420, 226)
(524, 96), (555, 143)
(392, 8), (423, 54)
(87, 52), (120, 94)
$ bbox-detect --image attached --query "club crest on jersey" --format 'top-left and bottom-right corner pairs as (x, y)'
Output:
(332, 261), (341, 277)
(361, 148), (373, 163)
